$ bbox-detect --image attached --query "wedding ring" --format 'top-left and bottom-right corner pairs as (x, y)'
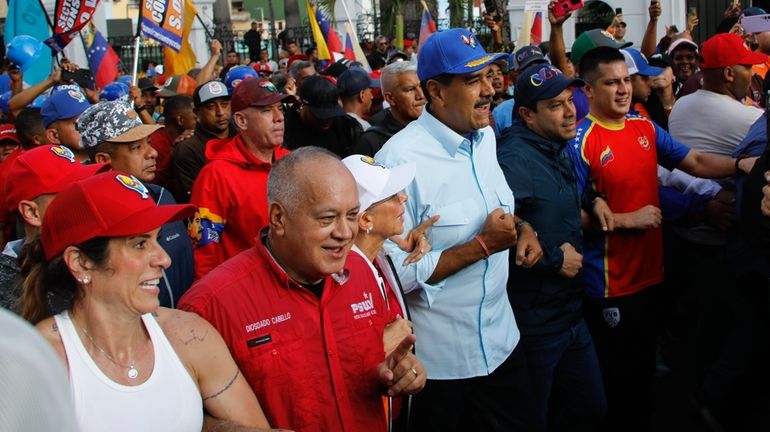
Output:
(411, 367), (419, 377)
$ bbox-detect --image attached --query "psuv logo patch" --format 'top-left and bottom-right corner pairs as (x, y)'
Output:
(350, 292), (377, 319)
(115, 174), (150, 199)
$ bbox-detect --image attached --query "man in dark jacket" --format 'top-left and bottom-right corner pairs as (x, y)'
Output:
(171, 81), (235, 203)
(497, 63), (607, 431)
(244, 21), (262, 63)
(352, 61), (425, 156)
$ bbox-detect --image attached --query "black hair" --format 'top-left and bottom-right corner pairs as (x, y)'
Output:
(420, 73), (454, 105)
(20, 235), (111, 324)
(579, 46), (626, 83)
(14, 108), (44, 150)
(163, 95), (194, 126)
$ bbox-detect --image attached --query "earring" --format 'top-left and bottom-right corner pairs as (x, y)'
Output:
(77, 275), (91, 284)
(366, 225), (373, 234)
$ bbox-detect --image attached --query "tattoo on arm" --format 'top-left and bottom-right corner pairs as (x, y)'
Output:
(52, 322), (58, 333)
(182, 328), (208, 345)
(202, 370), (240, 401)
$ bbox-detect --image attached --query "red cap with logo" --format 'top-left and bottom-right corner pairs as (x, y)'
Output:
(700, 33), (768, 69)
(41, 171), (196, 260)
(0, 124), (20, 145)
(5, 145), (109, 213)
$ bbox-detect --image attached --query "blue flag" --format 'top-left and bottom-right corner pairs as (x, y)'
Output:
(5, 0), (52, 86)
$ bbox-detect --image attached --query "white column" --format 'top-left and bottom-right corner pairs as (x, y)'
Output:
(506, 0), (686, 52)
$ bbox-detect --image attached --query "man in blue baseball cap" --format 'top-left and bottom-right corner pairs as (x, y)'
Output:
(375, 28), (543, 431)
(498, 63), (610, 430)
(40, 85), (91, 161)
(621, 48), (664, 117)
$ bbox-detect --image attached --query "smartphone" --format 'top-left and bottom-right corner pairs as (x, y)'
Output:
(61, 69), (95, 89)
(742, 14), (770, 33)
(615, 7), (622, 15)
(484, 0), (502, 22)
(553, 0), (585, 18)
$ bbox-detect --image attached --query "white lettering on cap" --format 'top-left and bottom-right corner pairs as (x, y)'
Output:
(208, 81), (224, 95)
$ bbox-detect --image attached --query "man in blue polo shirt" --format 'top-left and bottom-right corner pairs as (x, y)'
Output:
(376, 28), (543, 431)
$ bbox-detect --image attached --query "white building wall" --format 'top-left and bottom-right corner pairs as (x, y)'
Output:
(506, 0), (687, 51)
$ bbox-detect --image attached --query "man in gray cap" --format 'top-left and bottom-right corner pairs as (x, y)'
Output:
(78, 100), (195, 308)
(172, 80), (234, 203)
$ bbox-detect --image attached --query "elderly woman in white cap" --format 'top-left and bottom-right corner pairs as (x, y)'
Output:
(22, 172), (280, 432)
(342, 155), (438, 348)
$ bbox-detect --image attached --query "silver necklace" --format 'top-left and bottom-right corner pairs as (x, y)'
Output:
(79, 324), (140, 380)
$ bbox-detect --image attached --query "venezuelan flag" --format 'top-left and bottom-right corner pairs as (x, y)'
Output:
(307, 0), (331, 60)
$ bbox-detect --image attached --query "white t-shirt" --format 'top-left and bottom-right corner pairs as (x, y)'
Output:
(669, 89), (762, 155)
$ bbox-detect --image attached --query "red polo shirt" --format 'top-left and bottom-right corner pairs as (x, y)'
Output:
(179, 234), (389, 431)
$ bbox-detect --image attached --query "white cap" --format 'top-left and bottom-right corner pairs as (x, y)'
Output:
(342, 154), (416, 213)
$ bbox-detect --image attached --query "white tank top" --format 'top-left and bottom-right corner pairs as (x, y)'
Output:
(54, 311), (204, 432)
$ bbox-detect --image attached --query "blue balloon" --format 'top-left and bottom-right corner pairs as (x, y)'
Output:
(224, 66), (257, 93)
(6, 35), (44, 72)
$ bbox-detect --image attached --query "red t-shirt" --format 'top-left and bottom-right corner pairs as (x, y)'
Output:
(179, 238), (389, 431)
(568, 114), (689, 298)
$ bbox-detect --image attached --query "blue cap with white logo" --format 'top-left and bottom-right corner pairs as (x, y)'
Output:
(514, 64), (584, 108)
(41, 85), (92, 128)
(417, 28), (508, 81)
(621, 48), (664, 77)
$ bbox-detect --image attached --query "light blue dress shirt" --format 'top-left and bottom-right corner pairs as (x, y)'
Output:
(375, 109), (520, 380)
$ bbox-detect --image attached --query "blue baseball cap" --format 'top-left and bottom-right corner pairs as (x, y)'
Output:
(337, 68), (380, 97)
(512, 45), (548, 71)
(417, 28), (507, 81)
(41, 85), (92, 128)
(621, 48), (664, 77)
(514, 64), (584, 108)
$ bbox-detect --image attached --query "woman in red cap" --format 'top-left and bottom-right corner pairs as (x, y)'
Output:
(20, 171), (277, 431)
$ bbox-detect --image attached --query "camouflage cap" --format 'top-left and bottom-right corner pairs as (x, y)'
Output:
(76, 100), (162, 149)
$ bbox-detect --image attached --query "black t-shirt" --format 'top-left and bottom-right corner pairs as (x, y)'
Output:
(284, 106), (363, 157)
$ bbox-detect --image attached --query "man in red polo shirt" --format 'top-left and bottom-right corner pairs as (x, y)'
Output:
(180, 147), (425, 431)
(188, 79), (293, 279)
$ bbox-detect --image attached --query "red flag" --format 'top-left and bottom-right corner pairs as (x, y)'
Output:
(530, 12), (543, 46)
(418, 9), (437, 53)
(87, 30), (120, 88)
(45, 0), (101, 52)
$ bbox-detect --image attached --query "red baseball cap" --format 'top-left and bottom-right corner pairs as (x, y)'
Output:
(0, 124), (20, 145)
(231, 78), (296, 112)
(700, 33), (768, 69)
(5, 145), (109, 213)
(41, 171), (196, 260)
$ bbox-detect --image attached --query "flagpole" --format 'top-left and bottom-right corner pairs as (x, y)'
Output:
(36, 0), (60, 68)
(337, 0), (361, 46)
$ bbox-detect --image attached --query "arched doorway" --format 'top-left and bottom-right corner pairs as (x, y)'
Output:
(575, 0), (615, 36)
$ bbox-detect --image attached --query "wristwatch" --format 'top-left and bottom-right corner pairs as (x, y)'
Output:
(515, 220), (538, 237)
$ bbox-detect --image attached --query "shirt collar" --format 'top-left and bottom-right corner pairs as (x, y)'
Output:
(257, 228), (351, 293)
(419, 108), (485, 157)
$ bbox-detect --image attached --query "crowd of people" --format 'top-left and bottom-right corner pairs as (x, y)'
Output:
(1, 1), (770, 431)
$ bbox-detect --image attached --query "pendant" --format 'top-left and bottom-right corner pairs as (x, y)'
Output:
(127, 366), (139, 379)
